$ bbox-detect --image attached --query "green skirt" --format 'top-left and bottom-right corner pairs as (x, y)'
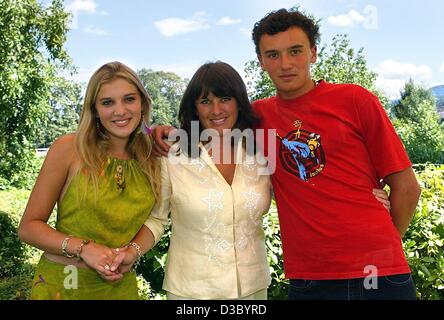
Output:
(30, 255), (139, 300)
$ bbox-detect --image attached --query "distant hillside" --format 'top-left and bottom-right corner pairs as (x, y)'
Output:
(431, 85), (444, 118)
(431, 85), (444, 98)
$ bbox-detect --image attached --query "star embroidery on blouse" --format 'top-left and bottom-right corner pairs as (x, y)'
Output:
(242, 189), (261, 210)
(190, 158), (205, 172)
(202, 190), (224, 212)
(216, 239), (230, 253)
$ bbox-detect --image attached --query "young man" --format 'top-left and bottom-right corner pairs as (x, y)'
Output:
(153, 8), (421, 300)
(250, 9), (420, 300)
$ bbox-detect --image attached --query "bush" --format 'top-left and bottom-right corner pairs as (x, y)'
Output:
(0, 155), (44, 191)
(0, 272), (33, 300)
(403, 165), (444, 300)
(0, 211), (27, 278)
(136, 225), (170, 299)
(264, 202), (288, 299)
(392, 81), (444, 164)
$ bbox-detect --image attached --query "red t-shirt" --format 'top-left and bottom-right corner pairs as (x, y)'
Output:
(253, 80), (412, 280)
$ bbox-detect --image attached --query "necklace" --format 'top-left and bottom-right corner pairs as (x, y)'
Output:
(115, 163), (126, 192)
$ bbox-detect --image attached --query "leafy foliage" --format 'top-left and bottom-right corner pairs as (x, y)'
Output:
(392, 80), (444, 164)
(263, 202), (288, 299)
(35, 77), (83, 148)
(137, 69), (187, 126)
(244, 60), (276, 101)
(0, 211), (27, 278)
(0, 271), (33, 300)
(135, 224), (170, 296)
(403, 165), (444, 300)
(312, 34), (389, 107)
(0, 0), (71, 189)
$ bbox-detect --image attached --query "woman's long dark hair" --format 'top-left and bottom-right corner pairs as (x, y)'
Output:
(178, 61), (259, 158)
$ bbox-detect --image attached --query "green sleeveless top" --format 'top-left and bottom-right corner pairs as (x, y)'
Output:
(56, 157), (155, 248)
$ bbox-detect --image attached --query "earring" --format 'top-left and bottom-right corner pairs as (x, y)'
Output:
(96, 119), (108, 140)
(140, 119), (152, 135)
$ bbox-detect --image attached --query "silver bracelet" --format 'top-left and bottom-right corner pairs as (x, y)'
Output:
(61, 236), (75, 258)
(128, 242), (142, 270)
(128, 242), (142, 259)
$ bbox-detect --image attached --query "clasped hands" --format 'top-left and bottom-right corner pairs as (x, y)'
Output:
(79, 242), (138, 281)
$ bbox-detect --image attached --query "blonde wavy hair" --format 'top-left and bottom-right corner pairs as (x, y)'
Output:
(76, 61), (160, 200)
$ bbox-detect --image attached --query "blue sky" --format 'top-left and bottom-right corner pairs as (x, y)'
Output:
(62, 0), (444, 99)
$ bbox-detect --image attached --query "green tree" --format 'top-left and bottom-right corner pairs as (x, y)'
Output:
(312, 34), (389, 107)
(244, 60), (276, 101)
(137, 69), (187, 126)
(0, 0), (71, 188)
(392, 80), (444, 164)
(35, 78), (83, 148)
(393, 79), (437, 120)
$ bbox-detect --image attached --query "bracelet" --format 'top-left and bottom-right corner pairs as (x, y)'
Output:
(61, 236), (75, 258)
(76, 239), (94, 261)
(128, 242), (142, 270)
(128, 242), (142, 260)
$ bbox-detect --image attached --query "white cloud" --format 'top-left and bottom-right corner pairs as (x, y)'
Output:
(66, 0), (97, 14)
(154, 11), (210, 37)
(375, 77), (405, 100)
(83, 26), (111, 36)
(66, 0), (108, 29)
(66, 0), (108, 15)
(327, 9), (365, 27)
(374, 59), (432, 80)
(374, 59), (434, 99)
(440, 62), (444, 73)
(216, 16), (242, 26)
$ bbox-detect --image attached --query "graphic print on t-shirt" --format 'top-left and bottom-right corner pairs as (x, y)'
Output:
(277, 120), (325, 181)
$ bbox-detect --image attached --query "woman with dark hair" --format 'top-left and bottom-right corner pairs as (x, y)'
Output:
(177, 61), (259, 157)
(133, 61), (272, 300)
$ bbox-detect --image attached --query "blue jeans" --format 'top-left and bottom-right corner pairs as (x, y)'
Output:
(288, 273), (417, 300)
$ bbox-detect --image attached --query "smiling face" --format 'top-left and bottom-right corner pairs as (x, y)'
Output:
(258, 26), (317, 100)
(95, 77), (143, 143)
(195, 92), (239, 136)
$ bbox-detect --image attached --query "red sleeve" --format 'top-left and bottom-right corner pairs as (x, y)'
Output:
(354, 86), (412, 180)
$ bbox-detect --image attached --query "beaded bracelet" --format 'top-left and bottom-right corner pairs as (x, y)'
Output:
(75, 239), (94, 261)
(128, 242), (142, 270)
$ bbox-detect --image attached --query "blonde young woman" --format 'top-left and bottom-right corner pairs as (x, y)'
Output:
(18, 62), (160, 300)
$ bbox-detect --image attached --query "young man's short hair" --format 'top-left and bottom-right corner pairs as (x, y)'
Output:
(252, 8), (321, 55)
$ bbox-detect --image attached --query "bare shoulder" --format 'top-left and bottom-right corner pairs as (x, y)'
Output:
(45, 134), (78, 170)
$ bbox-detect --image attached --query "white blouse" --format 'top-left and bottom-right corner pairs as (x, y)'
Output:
(145, 142), (272, 299)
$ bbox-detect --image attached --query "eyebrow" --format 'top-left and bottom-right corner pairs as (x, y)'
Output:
(99, 92), (138, 101)
(264, 44), (304, 54)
